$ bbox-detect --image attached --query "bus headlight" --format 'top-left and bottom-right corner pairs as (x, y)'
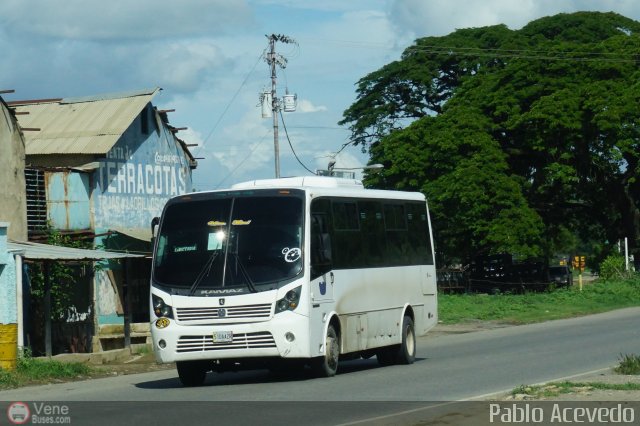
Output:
(275, 286), (301, 314)
(152, 294), (174, 319)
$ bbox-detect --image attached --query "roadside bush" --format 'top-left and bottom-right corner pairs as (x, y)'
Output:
(599, 254), (632, 281)
(615, 354), (640, 375)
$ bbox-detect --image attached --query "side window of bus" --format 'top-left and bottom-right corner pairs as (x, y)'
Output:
(407, 203), (434, 265)
(359, 201), (386, 266)
(311, 199), (332, 279)
(384, 203), (410, 265)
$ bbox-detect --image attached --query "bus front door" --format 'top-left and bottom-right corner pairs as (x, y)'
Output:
(311, 271), (334, 303)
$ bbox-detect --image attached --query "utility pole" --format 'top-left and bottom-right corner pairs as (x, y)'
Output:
(267, 35), (280, 178)
(263, 34), (297, 178)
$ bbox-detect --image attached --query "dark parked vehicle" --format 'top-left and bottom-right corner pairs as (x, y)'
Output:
(548, 265), (573, 287)
(464, 254), (574, 293)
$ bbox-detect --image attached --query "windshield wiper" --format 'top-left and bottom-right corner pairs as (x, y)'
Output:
(230, 252), (258, 293)
(189, 250), (220, 296)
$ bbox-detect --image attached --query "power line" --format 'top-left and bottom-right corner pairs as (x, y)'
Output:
(403, 44), (640, 63)
(293, 35), (640, 63)
(279, 109), (315, 175)
(296, 36), (395, 50)
(193, 52), (264, 157)
(213, 129), (272, 189)
(289, 125), (349, 130)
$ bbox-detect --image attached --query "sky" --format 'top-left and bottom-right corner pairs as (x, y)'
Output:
(2, 0), (640, 190)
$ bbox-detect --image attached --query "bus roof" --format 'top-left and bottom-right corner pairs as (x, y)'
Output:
(232, 176), (364, 190)
(231, 176), (425, 201)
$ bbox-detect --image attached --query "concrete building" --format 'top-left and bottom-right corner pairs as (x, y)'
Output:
(0, 95), (27, 368)
(0, 95), (28, 241)
(9, 88), (197, 353)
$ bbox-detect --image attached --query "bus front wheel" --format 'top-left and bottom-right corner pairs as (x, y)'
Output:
(312, 324), (339, 377)
(177, 361), (208, 387)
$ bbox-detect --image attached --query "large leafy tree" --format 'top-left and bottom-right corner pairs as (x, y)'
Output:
(341, 12), (640, 264)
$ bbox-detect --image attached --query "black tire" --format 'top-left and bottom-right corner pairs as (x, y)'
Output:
(177, 361), (208, 387)
(312, 324), (339, 377)
(396, 315), (416, 365)
(377, 315), (416, 366)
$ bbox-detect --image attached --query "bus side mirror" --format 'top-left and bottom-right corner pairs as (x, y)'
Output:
(151, 217), (160, 238)
(151, 217), (160, 248)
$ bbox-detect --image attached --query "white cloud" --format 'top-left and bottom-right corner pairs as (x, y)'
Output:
(296, 99), (328, 113)
(138, 41), (230, 93)
(252, 0), (387, 13)
(206, 108), (273, 175)
(390, 0), (540, 37)
(0, 0), (253, 40)
(177, 128), (204, 149)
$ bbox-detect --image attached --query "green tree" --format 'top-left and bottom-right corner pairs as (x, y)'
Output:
(366, 106), (543, 263)
(343, 12), (640, 263)
(29, 226), (95, 320)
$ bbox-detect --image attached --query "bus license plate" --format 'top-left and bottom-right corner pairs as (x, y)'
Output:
(212, 331), (233, 343)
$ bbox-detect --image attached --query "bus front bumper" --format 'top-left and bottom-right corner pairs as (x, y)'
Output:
(151, 312), (310, 364)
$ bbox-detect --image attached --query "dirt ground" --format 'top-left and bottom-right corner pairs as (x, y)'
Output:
(90, 351), (174, 377)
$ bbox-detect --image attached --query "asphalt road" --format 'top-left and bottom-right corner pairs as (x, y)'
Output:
(2, 307), (639, 425)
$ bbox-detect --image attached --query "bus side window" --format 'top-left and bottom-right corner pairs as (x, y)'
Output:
(311, 214), (332, 279)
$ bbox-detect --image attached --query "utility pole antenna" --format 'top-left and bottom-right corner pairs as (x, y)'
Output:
(264, 34), (297, 178)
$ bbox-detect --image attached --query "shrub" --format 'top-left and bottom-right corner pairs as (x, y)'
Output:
(599, 254), (631, 281)
(615, 354), (640, 375)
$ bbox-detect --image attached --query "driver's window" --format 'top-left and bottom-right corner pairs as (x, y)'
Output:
(311, 209), (332, 279)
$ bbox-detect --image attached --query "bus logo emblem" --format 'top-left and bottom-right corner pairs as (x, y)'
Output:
(219, 298), (225, 306)
(319, 281), (326, 295)
(218, 308), (226, 318)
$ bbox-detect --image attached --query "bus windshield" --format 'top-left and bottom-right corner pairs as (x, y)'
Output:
(153, 194), (304, 293)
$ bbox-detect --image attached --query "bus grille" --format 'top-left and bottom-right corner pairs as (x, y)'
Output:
(176, 332), (276, 352)
(175, 303), (272, 322)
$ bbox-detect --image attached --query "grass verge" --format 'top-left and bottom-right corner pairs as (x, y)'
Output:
(510, 381), (640, 399)
(0, 354), (93, 390)
(438, 277), (640, 324)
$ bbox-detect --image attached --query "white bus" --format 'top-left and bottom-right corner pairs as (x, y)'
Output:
(150, 176), (438, 386)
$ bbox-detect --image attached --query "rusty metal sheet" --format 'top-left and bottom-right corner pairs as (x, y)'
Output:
(13, 88), (160, 155)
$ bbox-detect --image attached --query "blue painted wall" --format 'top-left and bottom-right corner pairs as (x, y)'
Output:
(0, 224), (17, 324)
(39, 104), (194, 328)
(93, 106), (193, 235)
(90, 106), (193, 325)
(47, 173), (91, 230)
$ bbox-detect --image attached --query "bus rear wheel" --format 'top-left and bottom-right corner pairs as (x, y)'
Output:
(312, 324), (339, 377)
(177, 361), (208, 387)
(377, 315), (416, 366)
(397, 315), (416, 364)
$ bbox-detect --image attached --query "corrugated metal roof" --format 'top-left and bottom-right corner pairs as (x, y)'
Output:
(111, 227), (152, 242)
(12, 88), (160, 155)
(8, 240), (143, 260)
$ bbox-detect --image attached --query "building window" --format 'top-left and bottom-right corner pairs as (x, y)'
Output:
(25, 168), (47, 234)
